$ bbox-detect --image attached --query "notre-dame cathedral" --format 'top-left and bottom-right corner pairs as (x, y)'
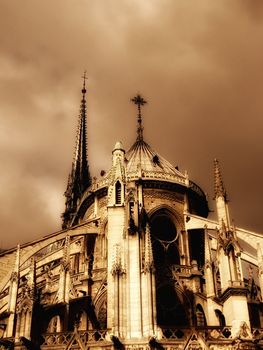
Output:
(0, 77), (262, 350)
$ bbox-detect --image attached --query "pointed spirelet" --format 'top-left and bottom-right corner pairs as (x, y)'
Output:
(62, 74), (91, 229)
(214, 158), (227, 200)
(144, 223), (154, 272)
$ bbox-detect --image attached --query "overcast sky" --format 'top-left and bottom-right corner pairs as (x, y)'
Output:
(0, 0), (263, 249)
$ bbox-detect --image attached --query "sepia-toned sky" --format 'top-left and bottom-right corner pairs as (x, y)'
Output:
(0, 0), (263, 249)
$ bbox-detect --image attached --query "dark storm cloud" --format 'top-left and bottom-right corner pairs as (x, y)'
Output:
(0, 0), (262, 248)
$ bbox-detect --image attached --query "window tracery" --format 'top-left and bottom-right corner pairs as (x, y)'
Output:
(150, 209), (190, 327)
(115, 181), (122, 205)
(196, 304), (206, 327)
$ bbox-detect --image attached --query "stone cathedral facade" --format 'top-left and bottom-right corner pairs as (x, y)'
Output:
(0, 79), (263, 350)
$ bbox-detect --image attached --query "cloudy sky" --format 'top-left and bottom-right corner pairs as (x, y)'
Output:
(0, 0), (263, 248)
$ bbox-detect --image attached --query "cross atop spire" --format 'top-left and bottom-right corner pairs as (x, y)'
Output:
(131, 94), (147, 141)
(214, 158), (227, 200)
(82, 70), (87, 95)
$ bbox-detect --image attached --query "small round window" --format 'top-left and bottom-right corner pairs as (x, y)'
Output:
(151, 214), (177, 242)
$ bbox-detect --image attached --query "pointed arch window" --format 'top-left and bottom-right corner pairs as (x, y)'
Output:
(196, 304), (206, 327)
(156, 284), (189, 327)
(215, 309), (226, 327)
(47, 315), (61, 333)
(98, 300), (107, 329)
(75, 311), (88, 331)
(150, 209), (190, 328)
(115, 181), (122, 205)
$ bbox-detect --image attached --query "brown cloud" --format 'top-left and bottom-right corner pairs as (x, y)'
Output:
(0, 0), (262, 248)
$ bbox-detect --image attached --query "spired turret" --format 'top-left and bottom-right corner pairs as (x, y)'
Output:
(214, 158), (230, 228)
(213, 159), (251, 336)
(62, 73), (91, 229)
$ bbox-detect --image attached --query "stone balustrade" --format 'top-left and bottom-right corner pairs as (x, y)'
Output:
(4, 326), (263, 349)
(42, 329), (108, 348)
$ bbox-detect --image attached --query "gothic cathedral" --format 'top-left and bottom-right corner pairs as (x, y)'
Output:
(0, 78), (262, 350)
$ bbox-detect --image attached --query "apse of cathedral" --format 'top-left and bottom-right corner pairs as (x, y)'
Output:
(0, 77), (262, 350)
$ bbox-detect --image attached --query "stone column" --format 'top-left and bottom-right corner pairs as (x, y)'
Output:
(107, 207), (126, 333)
(127, 233), (142, 339)
(24, 310), (32, 339)
(218, 248), (231, 292)
(15, 312), (21, 342)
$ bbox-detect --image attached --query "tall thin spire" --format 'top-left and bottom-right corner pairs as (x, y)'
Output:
(214, 158), (227, 200)
(62, 72), (91, 229)
(131, 94), (147, 142)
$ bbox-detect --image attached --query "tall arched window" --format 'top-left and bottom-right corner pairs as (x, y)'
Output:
(150, 209), (189, 328)
(248, 304), (261, 328)
(47, 315), (61, 333)
(156, 284), (189, 327)
(196, 304), (206, 327)
(76, 311), (88, 331)
(96, 295), (107, 330)
(215, 309), (226, 327)
(115, 181), (122, 205)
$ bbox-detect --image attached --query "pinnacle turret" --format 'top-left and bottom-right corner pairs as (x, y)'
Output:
(214, 158), (227, 200)
(62, 73), (91, 229)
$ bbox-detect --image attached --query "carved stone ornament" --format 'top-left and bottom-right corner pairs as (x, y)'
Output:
(60, 259), (70, 272)
(185, 334), (204, 350)
(142, 224), (154, 273)
(16, 297), (33, 314)
(111, 244), (125, 276)
(232, 321), (252, 340)
(238, 322), (252, 339)
(258, 263), (263, 276)
(10, 271), (18, 283)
